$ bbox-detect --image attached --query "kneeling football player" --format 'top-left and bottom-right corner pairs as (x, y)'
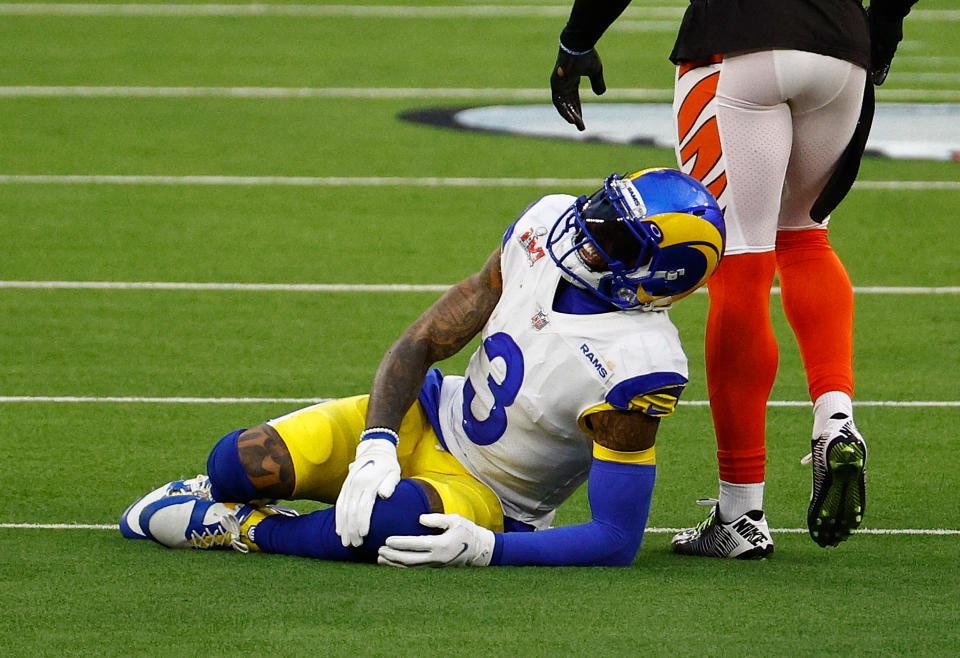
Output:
(120, 168), (727, 567)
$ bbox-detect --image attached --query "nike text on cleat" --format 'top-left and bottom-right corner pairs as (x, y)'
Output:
(119, 475), (212, 539)
(802, 413), (867, 548)
(138, 495), (288, 553)
(671, 501), (773, 559)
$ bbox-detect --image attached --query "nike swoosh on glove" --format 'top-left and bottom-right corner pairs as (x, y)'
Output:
(335, 437), (402, 547)
(377, 513), (495, 567)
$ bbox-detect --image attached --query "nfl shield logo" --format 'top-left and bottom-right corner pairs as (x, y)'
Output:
(531, 310), (549, 330)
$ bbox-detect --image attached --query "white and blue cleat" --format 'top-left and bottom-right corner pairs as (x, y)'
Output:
(138, 495), (261, 552)
(119, 475), (212, 540)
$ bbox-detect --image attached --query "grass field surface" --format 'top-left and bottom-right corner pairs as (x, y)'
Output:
(2, 1), (958, 656)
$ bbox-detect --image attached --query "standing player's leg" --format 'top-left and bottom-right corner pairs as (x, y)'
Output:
(774, 51), (868, 547)
(671, 51), (794, 558)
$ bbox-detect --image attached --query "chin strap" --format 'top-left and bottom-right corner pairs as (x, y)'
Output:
(639, 297), (673, 312)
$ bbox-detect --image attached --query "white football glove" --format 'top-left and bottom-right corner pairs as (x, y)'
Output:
(335, 436), (402, 547)
(377, 513), (496, 568)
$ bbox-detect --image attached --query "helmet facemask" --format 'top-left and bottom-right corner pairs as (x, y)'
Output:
(547, 174), (662, 309)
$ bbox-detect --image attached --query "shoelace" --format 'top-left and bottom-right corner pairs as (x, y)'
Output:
(187, 513), (249, 553)
(169, 474), (213, 500)
(220, 514), (249, 553)
(692, 498), (718, 531)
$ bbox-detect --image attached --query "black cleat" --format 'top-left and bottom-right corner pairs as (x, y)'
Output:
(802, 414), (867, 547)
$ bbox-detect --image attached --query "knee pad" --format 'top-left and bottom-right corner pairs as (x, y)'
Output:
(206, 429), (259, 502)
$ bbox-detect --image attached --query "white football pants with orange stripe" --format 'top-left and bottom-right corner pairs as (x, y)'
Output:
(673, 49), (866, 255)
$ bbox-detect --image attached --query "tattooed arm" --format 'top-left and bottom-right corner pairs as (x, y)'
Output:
(229, 249), (502, 507)
(333, 248), (504, 547)
(365, 247), (504, 430)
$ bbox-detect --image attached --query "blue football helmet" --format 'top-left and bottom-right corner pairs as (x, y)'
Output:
(545, 168), (725, 309)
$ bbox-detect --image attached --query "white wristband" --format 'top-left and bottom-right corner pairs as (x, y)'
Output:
(360, 427), (400, 445)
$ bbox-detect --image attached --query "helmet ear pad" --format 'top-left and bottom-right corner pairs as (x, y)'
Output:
(632, 212), (725, 305)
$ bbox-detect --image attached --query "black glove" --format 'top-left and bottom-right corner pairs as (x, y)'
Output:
(550, 45), (606, 131)
(867, 6), (905, 85)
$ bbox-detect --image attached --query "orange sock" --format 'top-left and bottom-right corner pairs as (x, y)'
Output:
(775, 229), (854, 401)
(705, 252), (778, 484)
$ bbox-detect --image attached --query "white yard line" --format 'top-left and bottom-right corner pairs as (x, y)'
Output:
(1, 86), (958, 102)
(0, 281), (452, 292)
(1, 396), (957, 407)
(0, 86), (675, 100)
(897, 55), (960, 65)
(0, 395), (331, 404)
(0, 281), (958, 295)
(854, 181), (960, 191)
(0, 4), (678, 18)
(0, 174), (603, 187)
(1, 522), (957, 535)
(0, 174), (956, 190)
(894, 72), (960, 83)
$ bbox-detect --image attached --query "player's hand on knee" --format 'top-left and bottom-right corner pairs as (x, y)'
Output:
(377, 513), (495, 568)
(550, 44), (606, 131)
(335, 434), (402, 547)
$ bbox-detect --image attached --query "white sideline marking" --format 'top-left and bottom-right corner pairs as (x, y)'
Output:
(1, 396), (958, 408)
(1, 281), (958, 295)
(1, 523), (957, 535)
(0, 174), (957, 191)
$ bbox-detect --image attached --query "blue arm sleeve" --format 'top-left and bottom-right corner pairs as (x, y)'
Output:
(490, 457), (655, 566)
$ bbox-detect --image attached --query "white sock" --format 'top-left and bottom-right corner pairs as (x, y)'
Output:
(812, 391), (854, 439)
(717, 480), (764, 522)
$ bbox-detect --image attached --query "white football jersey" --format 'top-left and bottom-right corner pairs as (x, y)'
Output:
(432, 195), (689, 528)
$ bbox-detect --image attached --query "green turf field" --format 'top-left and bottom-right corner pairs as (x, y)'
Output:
(1, 1), (958, 655)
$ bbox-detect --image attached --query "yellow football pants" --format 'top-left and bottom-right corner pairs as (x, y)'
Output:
(268, 395), (504, 532)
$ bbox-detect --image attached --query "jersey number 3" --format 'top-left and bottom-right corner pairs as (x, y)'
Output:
(462, 332), (524, 445)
